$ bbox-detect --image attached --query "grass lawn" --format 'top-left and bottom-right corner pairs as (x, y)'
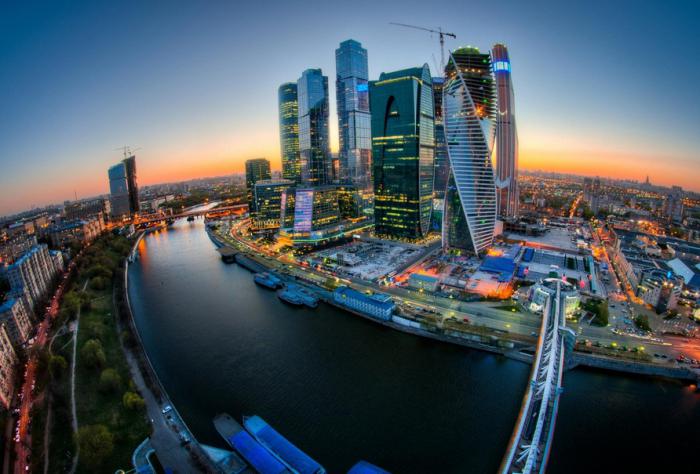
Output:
(74, 290), (150, 473)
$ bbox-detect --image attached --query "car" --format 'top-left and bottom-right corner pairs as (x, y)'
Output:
(161, 405), (173, 414)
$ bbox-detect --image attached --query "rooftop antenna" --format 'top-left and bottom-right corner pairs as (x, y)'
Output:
(390, 22), (456, 71)
(115, 145), (142, 159)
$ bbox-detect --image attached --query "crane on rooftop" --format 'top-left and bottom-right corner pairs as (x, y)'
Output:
(389, 22), (456, 71)
(115, 145), (141, 159)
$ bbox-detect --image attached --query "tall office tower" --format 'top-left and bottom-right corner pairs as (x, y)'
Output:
(122, 155), (140, 214)
(335, 40), (372, 190)
(370, 65), (435, 240)
(492, 44), (519, 219)
(245, 158), (272, 213)
(297, 69), (331, 186)
(108, 162), (130, 219)
(432, 77), (449, 200)
(442, 47), (497, 256)
(278, 83), (301, 183)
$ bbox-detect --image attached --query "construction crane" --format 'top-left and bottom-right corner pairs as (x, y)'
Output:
(115, 145), (141, 159)
(390, 22), (456, 71)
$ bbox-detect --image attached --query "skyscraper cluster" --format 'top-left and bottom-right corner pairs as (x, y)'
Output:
(270, 39), (519, 255)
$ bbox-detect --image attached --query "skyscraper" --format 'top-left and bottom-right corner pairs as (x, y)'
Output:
(108, 162), (130, 219)
(432, 77), (449, 200)
(297, 69), (330, 186)
(278, 83), (301, 183)
(245, 158), (271, 213)
(370, 65), (435, 240)
(442, 47), (497, 256)
(492, 44), (519, 219)
(122, 155), (140, 214)
(335, 40), (372, 190)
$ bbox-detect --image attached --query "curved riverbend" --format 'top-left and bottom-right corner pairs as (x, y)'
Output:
(128, 219), (700, 473)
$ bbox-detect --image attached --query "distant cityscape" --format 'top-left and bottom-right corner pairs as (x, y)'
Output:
(1, 26), (700, 474)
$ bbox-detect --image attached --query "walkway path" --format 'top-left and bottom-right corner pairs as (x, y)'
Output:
(67, 279), (88, 474)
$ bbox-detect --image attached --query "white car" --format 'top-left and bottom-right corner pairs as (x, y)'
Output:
(161, 405), (173, 415)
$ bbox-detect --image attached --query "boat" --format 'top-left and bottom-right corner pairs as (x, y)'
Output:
(278, 288), (304, 306)
(243, 415), (326, 474)
(213, 413), (291, 474)
(254, 272), (282, 289)
(286, 284), (319, 308)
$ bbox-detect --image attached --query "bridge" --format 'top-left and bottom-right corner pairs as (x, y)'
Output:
(500, 279), (577, 474)
(135, 204), (247, 225)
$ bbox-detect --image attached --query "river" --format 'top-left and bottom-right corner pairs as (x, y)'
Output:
(128, 219), (700, 473)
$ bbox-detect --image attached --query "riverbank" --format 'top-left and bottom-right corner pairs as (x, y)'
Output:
(209, 223), (699, 383)
(120, 231), (219, 473)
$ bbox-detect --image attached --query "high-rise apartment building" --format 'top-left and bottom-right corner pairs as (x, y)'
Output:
(492, 44), (519, 219)
(245, 159), (272, 213)
(108, 162), (130, 219)
(0, 324), (18, 409)
(442, 47), (497, 256)
(5, 244), (57, 311)
(370, 65), (435, 240)
(297, 69), (331, 186)
(278, 83), (301, 183)
(664, 186), (684, 223)
(335, 40), (372, 190)
(0, 298), (33, 346)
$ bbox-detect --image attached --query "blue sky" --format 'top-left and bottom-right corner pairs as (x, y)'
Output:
(1, 0), (699, 215)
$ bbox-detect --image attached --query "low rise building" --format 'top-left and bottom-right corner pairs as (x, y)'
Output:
(333, 286), (395, 321)
(407, 273), (440, 293)
(252, 179), (294, 232)
(49, 216), (104, 247)
(529, 278), (580, 317)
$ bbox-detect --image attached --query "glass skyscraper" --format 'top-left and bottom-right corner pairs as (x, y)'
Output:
(297, 69), (330, 186)
(245, 158), (271, 213)
(278, 83), (301, 183)
(492, 43), (519, 219)
(432, 77), (449, 200)
(108, 163), (130, 219)
(335, 40), (372, 191)
(442, 47), (497, 256)
(370, 64), (435, 240)
(122, 155), (139, 214)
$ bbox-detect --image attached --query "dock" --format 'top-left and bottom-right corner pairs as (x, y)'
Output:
(216, 246), (238, 263)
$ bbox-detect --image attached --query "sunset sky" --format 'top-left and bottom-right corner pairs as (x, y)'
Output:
(1, 0), (698, 215)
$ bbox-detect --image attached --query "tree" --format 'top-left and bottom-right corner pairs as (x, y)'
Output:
(98, 368), (121, 393)
(122, 391), (146, 411)
(81, 339), (106, 369)
(49, 355), (68, 378)
(76, 425), (114, 469)
(635, 314), (651, 332)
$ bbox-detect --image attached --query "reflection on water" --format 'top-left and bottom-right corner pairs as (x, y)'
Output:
(128, 219), (700, 473)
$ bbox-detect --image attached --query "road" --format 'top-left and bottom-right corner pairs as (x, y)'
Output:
(220, 218), (700, 368)
(14, 256), (77, 474)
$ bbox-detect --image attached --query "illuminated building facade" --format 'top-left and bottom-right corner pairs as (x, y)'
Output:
(297, 69), (331, 186)
(442, 47), (497, 255)
(492, 44), (518, 219)
(252, 179), (294, 231)
(278, 186), (372, 248)
(245, 158), (271, 213)
(370, 65), (435, 240)
(278, 83), (301, 183)
(335, 40), (372, 191)
(432, 77), (449, 200)
(108, 162), (130, 219)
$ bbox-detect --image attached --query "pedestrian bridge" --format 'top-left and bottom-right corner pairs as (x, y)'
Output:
(500, 279), (576, 474)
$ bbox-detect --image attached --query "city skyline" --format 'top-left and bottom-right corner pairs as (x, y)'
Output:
(2, 0), (699, 215)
